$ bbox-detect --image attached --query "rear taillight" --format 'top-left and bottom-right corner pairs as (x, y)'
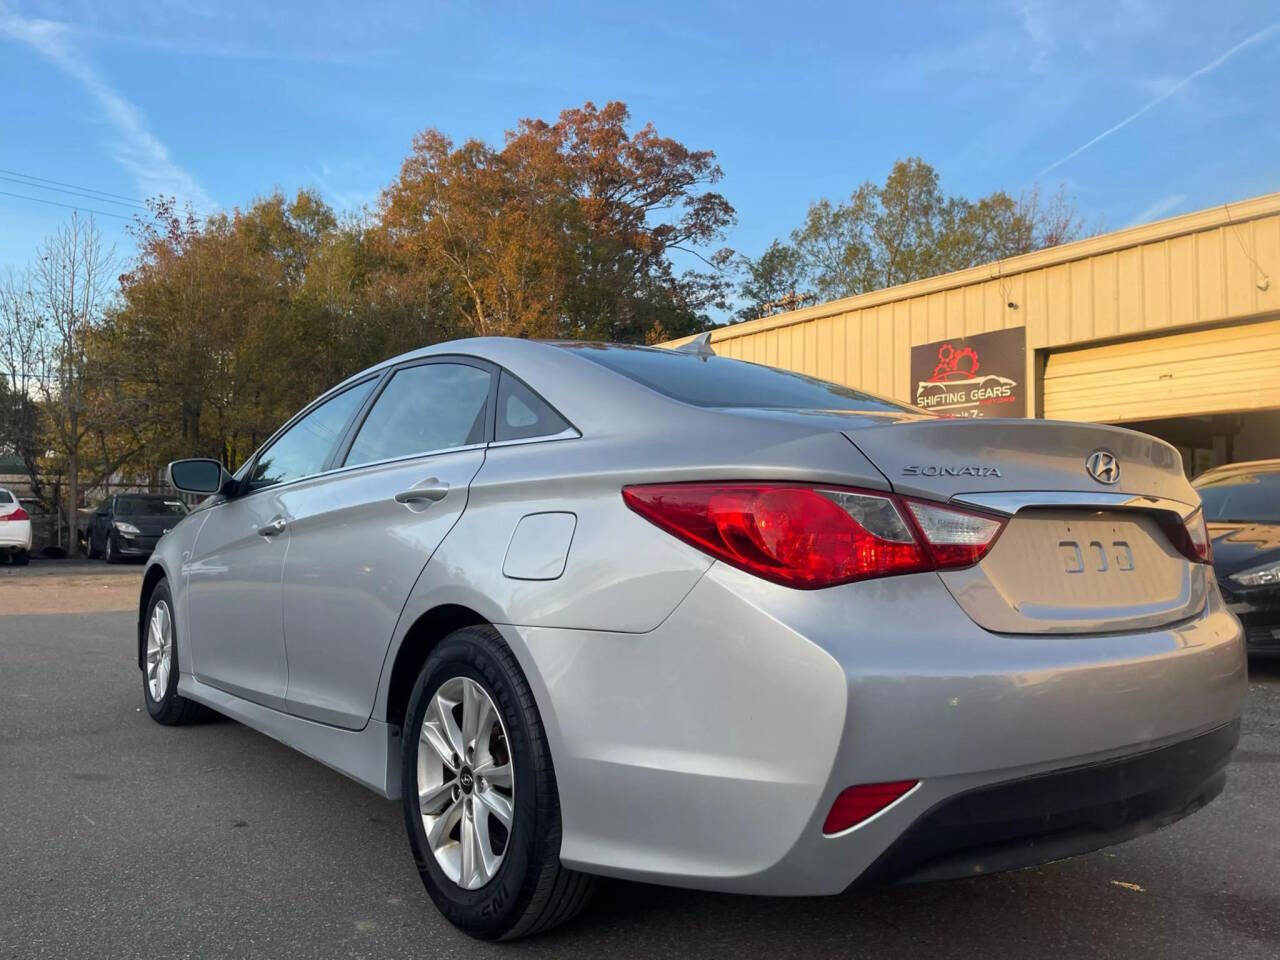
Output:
(622, 483), (1005, 589)
(0, 506), (28, 522)
(823, 780), (919, 835)
(1164, 508), (1212, 564)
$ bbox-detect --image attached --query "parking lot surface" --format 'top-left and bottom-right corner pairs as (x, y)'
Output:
(2, 563), (1278, 959)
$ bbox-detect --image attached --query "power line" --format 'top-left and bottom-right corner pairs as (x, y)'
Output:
(0, 167), (147, 206)
(0, 189), (135, 222)
(0, 174), (149, 211)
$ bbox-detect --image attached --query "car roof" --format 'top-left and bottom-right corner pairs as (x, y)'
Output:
(1193, 458), (1280, 483)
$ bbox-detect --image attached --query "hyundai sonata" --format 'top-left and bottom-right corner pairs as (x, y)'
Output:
(144, 337), (1246, 939)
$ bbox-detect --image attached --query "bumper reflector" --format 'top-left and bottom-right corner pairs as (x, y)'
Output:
(823, 780), (919, 835)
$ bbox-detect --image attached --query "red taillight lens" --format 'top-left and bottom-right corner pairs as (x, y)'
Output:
(1164, 508), (1212, 564)
(823, 780), (919, 835)
(0, 506), (28, 522)
(622, 483), (1004, 589)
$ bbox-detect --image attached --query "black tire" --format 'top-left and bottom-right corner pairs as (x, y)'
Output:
(103, 533), (119, 564)
(87, 533), (101, 560)
(12, 549), (29, 566)
(142, 580), (205, 725)
(401, 625), (596, 940)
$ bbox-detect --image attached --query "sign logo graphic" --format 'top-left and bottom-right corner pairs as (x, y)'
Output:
(910, 328), (1026, 418)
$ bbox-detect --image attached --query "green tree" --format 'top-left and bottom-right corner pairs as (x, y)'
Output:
(734, 241), (807, 322)
(790, 158), (1085, 300)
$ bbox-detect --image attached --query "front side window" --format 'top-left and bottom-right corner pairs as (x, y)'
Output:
(344, 362), (492, 467)
(248, 379), (376, 490)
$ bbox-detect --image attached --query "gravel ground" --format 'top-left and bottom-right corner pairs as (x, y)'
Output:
(1, 567), (1277, 959)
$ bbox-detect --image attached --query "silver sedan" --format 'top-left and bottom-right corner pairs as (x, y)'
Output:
(143, 337), (1246, 939)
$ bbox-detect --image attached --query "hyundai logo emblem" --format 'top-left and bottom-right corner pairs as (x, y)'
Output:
(1085, 450), (1121, 485)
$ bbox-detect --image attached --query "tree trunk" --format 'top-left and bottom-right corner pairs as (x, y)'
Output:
(67, 448), (79, 558)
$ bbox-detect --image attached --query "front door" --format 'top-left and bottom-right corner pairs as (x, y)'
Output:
(278, 358), (494, 729)
(184, 376), (378, 710)
(184, 491), (291, 708)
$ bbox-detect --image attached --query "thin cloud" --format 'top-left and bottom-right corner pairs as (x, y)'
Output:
(1019, 3), (1054, 74)
(1039, 22), (1280, 177)
(1127, 193), (1187, 227)
(0, 3), (214, 211)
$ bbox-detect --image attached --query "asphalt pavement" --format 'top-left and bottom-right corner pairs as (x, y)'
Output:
(1, 601), (1278, 959)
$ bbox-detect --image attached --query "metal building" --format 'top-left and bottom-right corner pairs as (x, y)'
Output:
(668, 192), (1280, 475)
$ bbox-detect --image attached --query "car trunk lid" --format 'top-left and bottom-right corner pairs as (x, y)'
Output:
(844, 418), (1205, 634)
(843, 417), (1190, 501)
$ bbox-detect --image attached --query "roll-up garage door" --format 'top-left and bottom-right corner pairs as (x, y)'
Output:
(1042, 317), (1280, 423)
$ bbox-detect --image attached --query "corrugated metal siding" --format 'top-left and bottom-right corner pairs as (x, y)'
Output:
(1042, 317), (1280, 423)
(666, 194), (1280, 418)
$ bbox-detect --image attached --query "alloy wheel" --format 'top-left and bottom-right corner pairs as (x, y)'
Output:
(145, 600), (173, 701)
(416, 676), (514, 890)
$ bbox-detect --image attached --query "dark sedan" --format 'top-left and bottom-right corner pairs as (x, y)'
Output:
(1194, 459), (1280, 657)
(87, 493), (189, 563)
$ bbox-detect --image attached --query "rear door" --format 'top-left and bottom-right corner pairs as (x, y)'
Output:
(278, 358), (494, 729)
(185, 378), (376, 709)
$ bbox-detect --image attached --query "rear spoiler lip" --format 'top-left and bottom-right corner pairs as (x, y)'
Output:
(950, 490), (1198, 520)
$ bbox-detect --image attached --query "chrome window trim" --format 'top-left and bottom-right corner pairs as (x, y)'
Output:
(334, 442), (489, 476)
(206, 443), (489, 508)
(487, 427), (581, 449)
(950, 490), (1198, 519)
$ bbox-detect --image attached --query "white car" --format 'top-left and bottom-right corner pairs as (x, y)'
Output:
(0, 487), (32, 565)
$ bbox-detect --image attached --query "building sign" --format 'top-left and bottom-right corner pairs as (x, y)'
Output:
(911, 328), (1026, 418)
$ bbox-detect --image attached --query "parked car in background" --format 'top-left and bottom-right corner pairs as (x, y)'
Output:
(87, 493), (189, 563)
(1194, 459), (1280, 657)
(143, 338), (1244, 939)
(0, 486), (32, 565)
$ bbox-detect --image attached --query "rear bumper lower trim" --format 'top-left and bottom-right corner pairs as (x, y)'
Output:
(856, 719), (1240, 887)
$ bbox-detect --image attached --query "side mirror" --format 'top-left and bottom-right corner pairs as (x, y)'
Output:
(95, 509), (109, 517)
(169, 458), (232, 495)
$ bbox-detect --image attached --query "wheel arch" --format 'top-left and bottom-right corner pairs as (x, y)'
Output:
(383, 603), (490, 733)
(137, 562), (169, 670)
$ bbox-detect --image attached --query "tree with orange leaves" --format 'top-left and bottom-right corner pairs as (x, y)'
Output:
(378, 101), (734, 344)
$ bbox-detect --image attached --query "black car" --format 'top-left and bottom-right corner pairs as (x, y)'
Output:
(1194, 459), (1280, 657)
(87, 493), (189, 563)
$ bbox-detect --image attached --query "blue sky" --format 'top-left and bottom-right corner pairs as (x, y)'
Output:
(2, 0), (1278, 295)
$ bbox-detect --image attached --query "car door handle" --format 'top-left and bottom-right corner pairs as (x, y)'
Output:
(394, 479), (449, 504)
(257, 516), (288, 537)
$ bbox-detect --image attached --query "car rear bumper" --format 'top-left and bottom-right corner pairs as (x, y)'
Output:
(0, 520), (32, 550)
(856, 719), (1237, 886)
(514, 562), (1247, 895)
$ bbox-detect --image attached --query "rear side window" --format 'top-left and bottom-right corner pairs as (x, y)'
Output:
(345, 362), (491, 467)
(0, 490), (13, 504)
(248, 379), (376, 490)
(495, 372), (571, 442)
(562, 343), (915, 413)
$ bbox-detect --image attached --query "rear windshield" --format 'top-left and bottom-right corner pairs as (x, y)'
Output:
(117, 496), (188, 517)
(0, 490), (12, 504)
(561, 343), (915, 413)
(1195, 471), (1280, 524)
